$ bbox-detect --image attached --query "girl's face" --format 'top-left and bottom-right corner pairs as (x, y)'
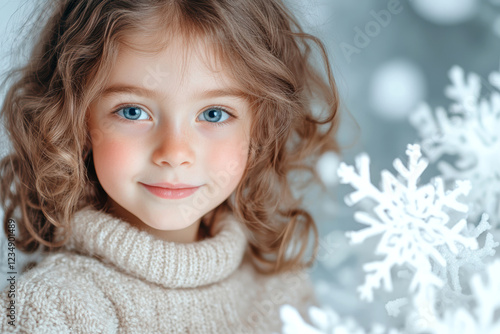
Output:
(87, 33), (251, 243)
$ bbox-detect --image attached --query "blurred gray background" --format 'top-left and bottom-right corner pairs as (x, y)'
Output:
(285, 0), (500, 327)
(1, 0), (499, 328)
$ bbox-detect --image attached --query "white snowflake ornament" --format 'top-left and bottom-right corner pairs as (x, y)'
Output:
(410, 65), (500, 229)
(429, 259), (500, 334)
(337, 144), (478, 302)
(432, 213), (498, 309)
(278, 304), (400, 334)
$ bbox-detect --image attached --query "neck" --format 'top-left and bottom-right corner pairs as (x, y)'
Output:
(104, 197), (204, 243)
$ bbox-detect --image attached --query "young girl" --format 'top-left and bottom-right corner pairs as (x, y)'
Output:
(0, 0), (339, 332)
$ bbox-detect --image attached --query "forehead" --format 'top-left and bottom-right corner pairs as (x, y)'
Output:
(114, 31), (235, 87)
(91, 31), (251, 106)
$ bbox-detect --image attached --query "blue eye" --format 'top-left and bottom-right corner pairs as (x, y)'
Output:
(198, 107), (232, 126)
(111, 104), (236, 127)
(113, 105), (150, 121)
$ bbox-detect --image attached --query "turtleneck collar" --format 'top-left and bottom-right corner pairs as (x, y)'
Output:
(63, 206), (248, 288)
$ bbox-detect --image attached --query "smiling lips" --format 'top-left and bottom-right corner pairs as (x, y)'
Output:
(140, 182), (201, 199)
(146, 182), (199, 189)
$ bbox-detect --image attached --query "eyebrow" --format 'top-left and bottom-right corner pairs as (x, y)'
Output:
(100, 84), (248, 101)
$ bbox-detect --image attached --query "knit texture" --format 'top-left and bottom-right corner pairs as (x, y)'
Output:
(1, 207), (319, 333)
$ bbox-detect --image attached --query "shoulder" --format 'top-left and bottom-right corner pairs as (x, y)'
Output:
(1, 251), (118, 333)
(263, 265), (319, 307)
(239, 254), (320, 308)
(234, 257), (320, 331)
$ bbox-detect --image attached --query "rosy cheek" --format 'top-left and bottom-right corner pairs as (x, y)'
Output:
(102, 141), (131, 163)
(93, 139), (136, 183)
(209, 138), (248, 186)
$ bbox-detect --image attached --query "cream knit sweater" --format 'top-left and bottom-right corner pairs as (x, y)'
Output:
(1, 207), (319, 333)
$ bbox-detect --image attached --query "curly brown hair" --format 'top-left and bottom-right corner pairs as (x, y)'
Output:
(0, 0), (340, 275)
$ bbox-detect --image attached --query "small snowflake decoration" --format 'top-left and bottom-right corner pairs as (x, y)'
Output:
(278, 304), (400, 334)
(391, 214), (498, 334)
(337, 144), (478, 302)
(433, 213), (498, 302)
(409, 65), (500, 228)
(429, 259), (500, 334)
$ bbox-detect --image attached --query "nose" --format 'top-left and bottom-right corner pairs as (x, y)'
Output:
(152, 124), (195, 168)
